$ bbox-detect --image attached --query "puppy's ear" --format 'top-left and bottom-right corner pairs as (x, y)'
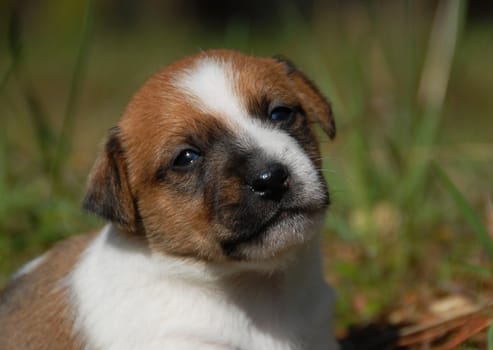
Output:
(273, 55), (336, 139)
(83, 126), (137, 232)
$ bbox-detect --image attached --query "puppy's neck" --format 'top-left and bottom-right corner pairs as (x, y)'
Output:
(100, 223), (323, 285)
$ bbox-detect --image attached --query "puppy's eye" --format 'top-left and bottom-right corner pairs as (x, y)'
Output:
(173, 149), (201, 168)
(270, 106), (295, 123)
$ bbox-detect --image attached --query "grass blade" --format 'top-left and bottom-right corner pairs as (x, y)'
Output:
(6, 1), (57, 173)
(0, 127), (6, 219)
(399, 0), (466, 203)
(488, 322), (493, 350)
(418, 0), (466, 110)
(24, 87), (58, 171)
(7, 3), (23, 66)
(435, 164), (493, 259)
(51, 0), (93, 185)
(0, 65), (14, 94)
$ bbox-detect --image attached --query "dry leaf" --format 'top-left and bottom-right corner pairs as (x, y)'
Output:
(429, 295), (476, 318)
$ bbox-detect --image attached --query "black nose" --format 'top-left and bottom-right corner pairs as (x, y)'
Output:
(250, 163), (290, 201)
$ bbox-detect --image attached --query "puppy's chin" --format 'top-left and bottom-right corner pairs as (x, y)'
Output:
(227, 209), (326, 266)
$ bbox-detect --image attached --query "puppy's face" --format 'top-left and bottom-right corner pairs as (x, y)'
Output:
(84, 50), (335, 263)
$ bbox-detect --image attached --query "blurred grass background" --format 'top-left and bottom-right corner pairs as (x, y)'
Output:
(1, 0), (492, 330)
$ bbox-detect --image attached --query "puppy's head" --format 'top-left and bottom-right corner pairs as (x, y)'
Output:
(84, 50), (335, 264)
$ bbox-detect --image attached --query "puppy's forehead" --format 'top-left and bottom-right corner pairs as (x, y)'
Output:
(174, 57), (245, 118)
(173, 54), (294, 121)
(173, 56), (296, 154)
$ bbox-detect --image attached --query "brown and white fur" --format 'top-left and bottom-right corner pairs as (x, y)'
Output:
(0, 50), (338, 350)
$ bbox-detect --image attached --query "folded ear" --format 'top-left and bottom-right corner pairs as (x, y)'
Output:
(83, 126), (137, 233)
(273, 55), (336, 139)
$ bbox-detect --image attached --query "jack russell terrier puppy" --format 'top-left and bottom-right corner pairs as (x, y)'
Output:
(0, 50), (338, 350)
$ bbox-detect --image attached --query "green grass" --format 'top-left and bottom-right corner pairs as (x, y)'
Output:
(1, 0), (492, 331)
(488, 322), (493, 350)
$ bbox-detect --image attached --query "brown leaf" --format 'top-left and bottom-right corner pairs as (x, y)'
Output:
(440, 316), (491, 350)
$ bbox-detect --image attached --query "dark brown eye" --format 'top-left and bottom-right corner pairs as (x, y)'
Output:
(173, 149), (201, 168)
(270, 106), (295, 123)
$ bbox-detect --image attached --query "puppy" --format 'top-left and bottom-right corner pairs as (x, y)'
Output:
(0, 50), (338, 350)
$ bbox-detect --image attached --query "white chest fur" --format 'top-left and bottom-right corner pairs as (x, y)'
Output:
(68, 225), (338, 350)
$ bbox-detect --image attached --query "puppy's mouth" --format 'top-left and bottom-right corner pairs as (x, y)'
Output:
(220, 204), (326, 257)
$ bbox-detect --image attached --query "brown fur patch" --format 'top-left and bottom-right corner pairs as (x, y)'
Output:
(83, 127), (140, 234)
(0, 233), (96, 350)
(115, 75), (235, 260)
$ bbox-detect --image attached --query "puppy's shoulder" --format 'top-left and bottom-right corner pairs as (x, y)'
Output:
(0, 231), (97, 350)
